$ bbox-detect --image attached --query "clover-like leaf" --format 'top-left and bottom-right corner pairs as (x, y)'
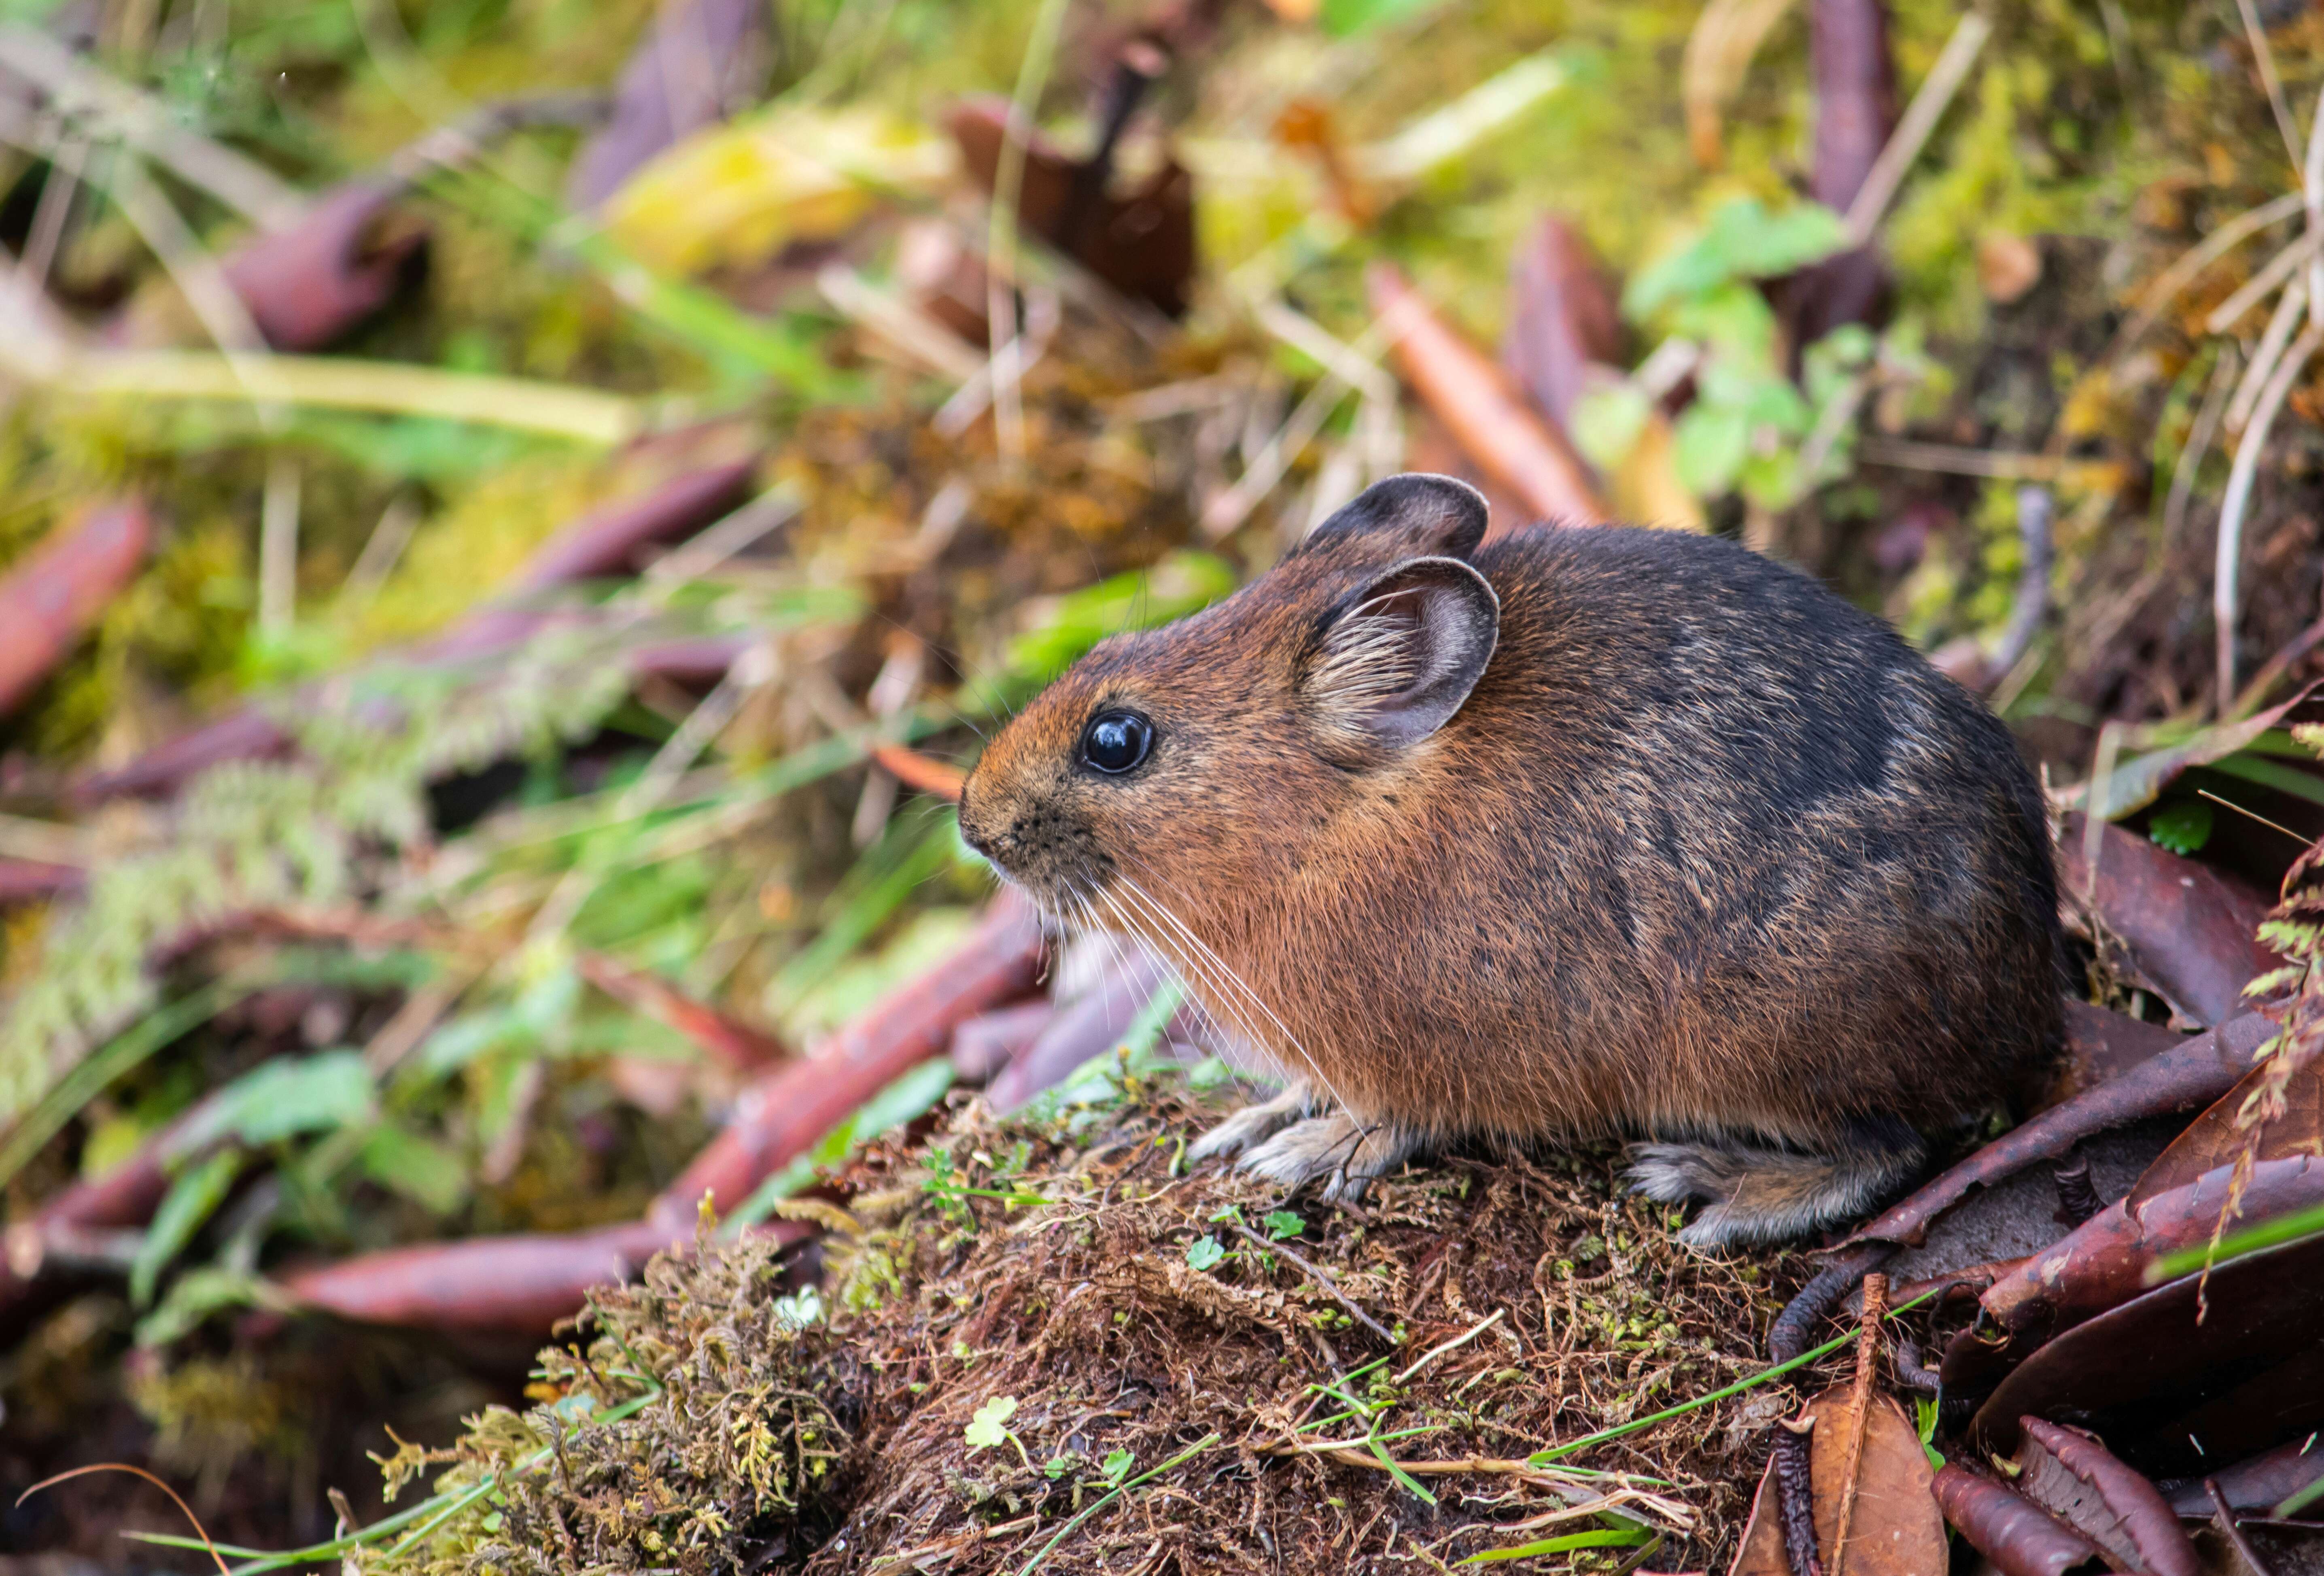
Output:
(1184, 1235), (1226, 1271)
(1264, 1211), (1306, 1241)
(964, 1395), (1018, 1449)
(1102, 1448), (1135, 1484)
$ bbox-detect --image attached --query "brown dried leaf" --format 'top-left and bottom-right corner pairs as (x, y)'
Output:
(1970, 1228), (2324, 1476)
(2016, 1417), (2203, 1576)
(2057, 813), (2279, 1029)
(1948, 1156), (2324, 1394)
(1932, 1465), (2108, 1576)
(0, 498), (151, 718)
(948, 98), (1195, 319)
(2129, 1041), (2324, 1206)
(1728, 1389), (1944, 1576)
(1681, 0), (1800, 168)
(1846, 1011), (2277, 1250)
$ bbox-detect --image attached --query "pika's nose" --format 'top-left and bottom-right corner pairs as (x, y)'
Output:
(956, 782), (996, 858)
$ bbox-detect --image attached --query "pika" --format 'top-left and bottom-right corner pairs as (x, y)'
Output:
(957, 475), (2061, 1246)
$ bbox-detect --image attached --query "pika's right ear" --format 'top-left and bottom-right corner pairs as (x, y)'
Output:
(1303, 555), (1500, 749)
(1293, 474), (1489, 561)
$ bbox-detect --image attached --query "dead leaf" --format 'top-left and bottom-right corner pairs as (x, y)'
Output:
(2057, 812), (2279, 1029)
(1980, 232), (2044, 303)
(2067, 688), (2320, 824)
(950, 98), (1196, 319)
(1846, 1011), (2277, 1250)
(1932, 1465), (2108, 1576)
(0, 497), (151, 718)
(1729, 1371), (1943, 1574)
(567, 0), (769, 210)
(2015, 1417), (2203, 1576)
(1681, 0), (1800, 168)
(2162, 1436), (2324, 1517)
(1969, 1227), (2324, 1476)
(1943, 1157), (2324, 1396)
(1502, 214), (1624, 428)
(1727, 1393), (1944, 1575)
(219, 182), (428, 351)
(2128, 1034), (2324, 1206)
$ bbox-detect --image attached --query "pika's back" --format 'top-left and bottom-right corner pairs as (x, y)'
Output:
(1339, 522), (2060, 1140)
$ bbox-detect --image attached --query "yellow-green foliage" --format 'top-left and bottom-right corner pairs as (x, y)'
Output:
(340, 454), (610, 650)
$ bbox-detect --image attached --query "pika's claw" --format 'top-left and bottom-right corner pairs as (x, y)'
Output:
(1186, 1082), (1314, 1164)
(1238, 1113), (1418, 1202)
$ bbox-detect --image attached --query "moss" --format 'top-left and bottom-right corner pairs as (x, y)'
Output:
(367, 1079), (1811, 1575)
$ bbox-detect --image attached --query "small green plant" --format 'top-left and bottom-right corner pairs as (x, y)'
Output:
(1916, 1395), (1945, 1469)
(1264, 1211), (1305, 1241)
(964, 1395), (1031, 1469)
(2147, 799), (2214, 855)
(1184, 1236), (1226, 1272)
(1573, 195), (1923, 513)
(1100, 1448), (1135, 1485)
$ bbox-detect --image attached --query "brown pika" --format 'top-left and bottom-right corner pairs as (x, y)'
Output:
(957, 475), (2062, 1246)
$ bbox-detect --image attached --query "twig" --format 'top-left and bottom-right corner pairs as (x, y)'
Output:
(1393, 1309), (1504, 1384)
(2235, 0), (2308, 193)
(19, 127), (88, 290)
(2227, 280), (2308, 432)
(2118, 192), (2303, 350)
(1766, 1245), (1894, 1576)
(2216, 322), (2323, 707)
(1776, 1417), (1824, 1576)
(2052, 1151), (2103, 1227)
(102, 157), (285, 422)
(2165, 345), (2240, 555)
(1854, 438), (2061, 480)
(2203, 229), (2321, 334)
(1889, 1334), (1940, 1394)
(0, 24), (305, 229)
(2208, 1478), (2280, 1576)
(1, 348), (639, 443)
(1227, 1219), (1396, 1342)
(258, 456), (301, 634)
(1827, 1272), (1888, 1576)
(983, 0), (1070, 469)
(342, 495), (421, 605)
(1841, 11), (1992, 247)
(17, 1463), (229, 1576)
(818, 263), (984, 382)
(1984, 485), (2053, 684)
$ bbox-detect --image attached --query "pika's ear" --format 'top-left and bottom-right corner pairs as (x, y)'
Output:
(1304, 556), (1500, 747)
(1294, 473), (1489, 561)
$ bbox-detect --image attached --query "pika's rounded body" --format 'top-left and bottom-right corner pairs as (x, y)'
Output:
(959, 476), (2061, 1245)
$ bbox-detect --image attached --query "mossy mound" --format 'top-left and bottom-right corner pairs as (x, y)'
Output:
(365, 1071), (1818, 1575)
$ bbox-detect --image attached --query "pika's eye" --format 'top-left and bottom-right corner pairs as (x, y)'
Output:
(1079, 710), (1153, 775)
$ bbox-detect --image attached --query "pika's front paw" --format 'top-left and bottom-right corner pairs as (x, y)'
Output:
(1186, 1082), (1313, 1164)
(1239, 1114), (1418, 1202)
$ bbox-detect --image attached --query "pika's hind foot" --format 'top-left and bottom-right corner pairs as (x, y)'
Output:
(1239, 1113), (1420, 1202)
(1626, 1132), (1924, 1249)
(1186, 1082), (1315, 1164)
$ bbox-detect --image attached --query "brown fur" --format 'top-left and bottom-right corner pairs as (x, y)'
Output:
(958, 476), (2062, 1245)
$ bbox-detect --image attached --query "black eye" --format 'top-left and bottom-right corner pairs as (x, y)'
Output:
(1079, 710), (1153, 775)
